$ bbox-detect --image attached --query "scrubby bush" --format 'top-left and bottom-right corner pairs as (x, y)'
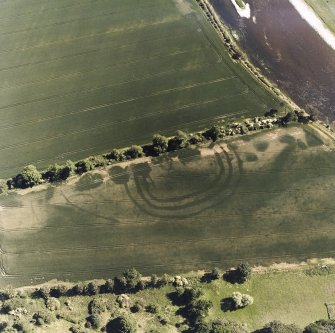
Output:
(130, 302), (143, 313)
(235, 263), (251, 283)
(33, 311), (56, 326)
(203, 125), (222, 141)
(231, 292), (253, 309)
(12, 165), (42, 189)
(102, 279), (114, 294)
(194, 319), (249, 333)
(45, 297), (61, 311)
(75, 159), (95, 174)
(60, 160), (76, 180)
(304, 319), (335, 333)
(42, 164), (63, 182)
(88, 155), (106, 168)
(84, 281), (100, 296)
(225, 262), (251, 284)
(146, 304), (158, 314)
(124, 146), (143, 159)
(210, 267), (222, 280)
(106, 315), (136, 333)
(122, 268), (142, 292)
(88, 298), (106, 315)
(254, 321), (302, 333)
(187, 298), (212, 323)
(49, 284), (68, 298)
(37, 286), (50, 299)
(86, 314), (102, 329)
(189, 132), (204, 145)
(152, 134), (169, 155)
(71, 283), (84, 296)
(168, 130), (189, 151)
(105, 149), (126, 162)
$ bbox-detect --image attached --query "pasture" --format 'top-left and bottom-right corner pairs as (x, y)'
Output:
(1, 124), (335, 287)
(0, 0), (279, 179)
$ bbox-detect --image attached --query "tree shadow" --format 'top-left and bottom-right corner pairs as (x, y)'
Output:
(220, 297), (236, 312)
(108, 166), (130, 185)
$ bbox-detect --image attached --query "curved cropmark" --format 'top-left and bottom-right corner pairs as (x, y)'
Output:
(125, 145), (241, 218)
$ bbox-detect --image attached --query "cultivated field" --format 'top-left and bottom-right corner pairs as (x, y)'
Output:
(305, 0), (335, 33)
(0, 0), (279, 179)
(1, 124), (335, 287)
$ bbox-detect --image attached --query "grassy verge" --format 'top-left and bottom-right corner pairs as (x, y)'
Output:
(0, 264), (333, 332)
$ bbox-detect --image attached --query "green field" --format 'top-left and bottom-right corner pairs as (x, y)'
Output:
(0, 0), (279, 179)
(0, 268), (333, 332)
(1, 123), (335, 287)
(305, 0), (335, 33)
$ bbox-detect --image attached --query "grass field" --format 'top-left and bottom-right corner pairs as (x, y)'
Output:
(0, 267), (333, 332)
(0, 0), (280, 179)
(1, 123), (335, 287)
(204, 268), (334, 330)
(305, 0), (335, 33)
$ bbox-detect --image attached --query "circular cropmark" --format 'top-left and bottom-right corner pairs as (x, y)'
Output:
(125, 145), (241, 218)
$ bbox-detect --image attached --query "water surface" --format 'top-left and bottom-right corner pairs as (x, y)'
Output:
(211, 0), (335, 120)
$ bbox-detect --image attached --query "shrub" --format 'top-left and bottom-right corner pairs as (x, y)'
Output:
(203, 125), (221, 141)
(12, 165), (42, 188)
(45, 297), (61, 311)
(42, 164), (63, 182)
(130, 302), (143, 313)
(105, 149), (126, 162)
(102, 279), (114, 293)
(71, 283), (84, 296)
(189, 133), (204, 145)
(75, 159), (94, 174)
(304, 319), (335, 333)
(89, 155), (106, 168)
(106, 316), (136, 333)
(168, 130), (189, 151)
(225, 262), (251, 284)
(210, 267), (222, 280)
(49, 284), (68, 298)
(194, 319), (249, 333)
(122, 268), (142, 291)
(152, 134), (169, 155)
(146, 304), (158, 314)
(33, 311), (56, 326)
(88, 298), (106, 315)
(124, 146), (143, 159)
(86, 314), (102, 329)
(235, 263), (251, 283)
(231, 292), (253, 309)
(59, 160), (76, 180)
(37, 286), (50, 299)
(187, 298), (212, 323)
(84, 281), (100, 296)
(254, 321), (302, 333)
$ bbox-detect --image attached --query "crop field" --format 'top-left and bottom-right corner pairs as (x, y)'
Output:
(0, 0), (280, 179)
(305, 0), (335, 33)
(1, 124), (335, 287)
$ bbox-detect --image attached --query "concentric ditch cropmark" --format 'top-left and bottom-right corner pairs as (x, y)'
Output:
(125, 145), (241, 218)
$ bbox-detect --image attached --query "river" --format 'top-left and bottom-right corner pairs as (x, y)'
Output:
(210, 0), (335, 121)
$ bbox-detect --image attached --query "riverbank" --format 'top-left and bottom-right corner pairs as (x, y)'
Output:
(289, 0), (335, 50)
(196, 0), (302, 112)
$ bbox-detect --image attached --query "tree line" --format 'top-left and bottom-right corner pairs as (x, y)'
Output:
(0, 110), (314, 194)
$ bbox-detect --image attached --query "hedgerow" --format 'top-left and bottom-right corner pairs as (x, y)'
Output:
(2, 111), (314, 192)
